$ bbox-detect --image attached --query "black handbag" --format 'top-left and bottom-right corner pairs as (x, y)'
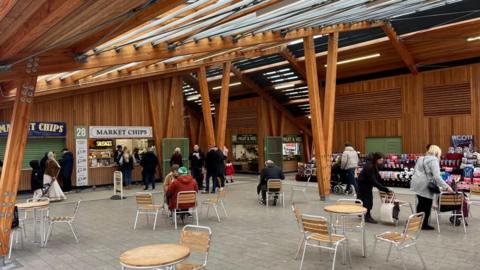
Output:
(423, 159), (440, 194)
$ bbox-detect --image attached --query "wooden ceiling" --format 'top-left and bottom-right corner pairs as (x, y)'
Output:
(0, 0), (479, 116)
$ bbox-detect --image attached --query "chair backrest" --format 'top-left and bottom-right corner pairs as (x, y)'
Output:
(217, 188), (226, 201)
(470, 184), (480, 197)
(402, 212), (425, 242)
(300, 214), (330, 240)
(439, 192), (464, 211)
(379, 191), (395, 203)
(135, 192), (153, 206)
(72, 201), (81, 219)
(176, 191), (197, 208)
(180, 225), (212, 265)
(291, 204), (302, 228)
(336, 199), (363, 206)
(267, 179), (282, 191)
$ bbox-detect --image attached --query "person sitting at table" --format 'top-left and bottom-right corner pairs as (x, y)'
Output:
(357, 152), (390, 224)
(258, 160), (285, 206)
(166, 167), (198, 220)
(163, 164), (180, 206)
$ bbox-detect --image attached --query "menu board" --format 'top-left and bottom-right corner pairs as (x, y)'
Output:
(75, 126), (89, 186)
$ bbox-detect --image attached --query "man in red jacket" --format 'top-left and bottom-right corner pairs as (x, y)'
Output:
(166, 167), (198, 212)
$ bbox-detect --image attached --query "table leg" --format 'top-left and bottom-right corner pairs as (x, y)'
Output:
(40, 209), (45, 247)
(362, 213), (366, 257)
(33, 209), (38, 243)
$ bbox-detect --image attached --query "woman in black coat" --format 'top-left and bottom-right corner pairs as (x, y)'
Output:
(357, 152), (390, 223)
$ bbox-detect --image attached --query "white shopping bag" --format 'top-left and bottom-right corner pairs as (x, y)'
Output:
(380, 196), (396, 224)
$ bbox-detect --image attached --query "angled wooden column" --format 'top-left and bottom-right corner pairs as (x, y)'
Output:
(147, 80), (165, 173)
(303, 133), (311, 162)
(0, 57), (39, 255)
(323, 32), (339, 166)
(165, 77), (178, 138)
(279, 111), (285, 136)
(303, 36), (329, 199)
(216, 62), (231, 150)
(197, 66), (216, 147)
(268, 103), (277, 136)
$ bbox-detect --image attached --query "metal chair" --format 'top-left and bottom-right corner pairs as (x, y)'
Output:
(173, 191), (199, 230)
(45, 201), (81, 246)
(174, 225), (212, 270)
(379, 190), (414, 214)
(266, 179), (284, 208)
(299, 214), (351, 270)
(333, 199), (366, 256)
(290, 168), (312, 202)
(202, 188), (227, 222)
(434, 192), (466, 233)
(133, 192), (162, 230)
(291, 204), (304, 260)
(372, 212), (426, 270)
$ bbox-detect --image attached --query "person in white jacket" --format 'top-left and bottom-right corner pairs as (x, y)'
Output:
(341, 144), (359, 194)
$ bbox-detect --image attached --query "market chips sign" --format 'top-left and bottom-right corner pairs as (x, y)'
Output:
(89, 126), (153, 139)
(0, 121), (66, 137)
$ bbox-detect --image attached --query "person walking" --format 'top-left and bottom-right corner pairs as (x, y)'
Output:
(258, 160), (285, 205)
(411, 145), (453, 230)
(189, 145), (205, 189)
(204, 146), (220, 193)
(141, 148), (159, 190)
(216, 147), (226, 188)
(59, 148), (74, 192)
(170, 147), (183, 167)
(341, 143), (359, 194)
(225, 160), (235, 183)
(357, 152), (390, 223)
(43, 152), (66, 201)
(119, 150), (134, 188)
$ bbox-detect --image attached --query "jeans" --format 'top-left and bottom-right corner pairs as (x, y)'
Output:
(205, 172), (218, 192)
(122, 169), (132, 186)
(345, 168), (358, 193)
(143, 171), (155, 189)
(416, 195), (433, 227)
(191, 168), (203, 189)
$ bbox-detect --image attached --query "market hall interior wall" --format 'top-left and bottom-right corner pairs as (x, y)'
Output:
(0, 76), (185, 191)
(332, 63), (480, 154)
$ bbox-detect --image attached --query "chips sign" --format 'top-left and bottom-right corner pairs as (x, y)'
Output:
(0, 121), (66, 137)
(89, 126), (153, 138)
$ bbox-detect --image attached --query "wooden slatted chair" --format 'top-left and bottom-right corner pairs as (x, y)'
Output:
(379, 190), (414, 214)
(290, 169), (312, 203)
(176, 225), (212, 270)
(291, 204), (304, 260)
(266, 179), (284, 208)
(173, 191), (199, 230)
(299, 214), (351, 270)
(202, 188), (227, 222)
(433, 192), (466, 233)
(45, 201), (81, 246)
(372, 212), (426, 270)
(133, 192), (161, 230)
(333, 199), (366, 256)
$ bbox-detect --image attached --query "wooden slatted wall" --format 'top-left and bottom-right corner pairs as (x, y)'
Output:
(423, 82), (471, 116)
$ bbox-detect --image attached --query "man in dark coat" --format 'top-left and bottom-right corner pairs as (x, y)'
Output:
(357, 152), (391, 224)
(30, 160), (43, 193)
(204, 146), (220, 193)
(59, 148), (74, 192)
(140, 149), (159, 190)
(259, 160), (285, 205)
(189, 145), (205, 190)
(216, 148), (226, 188)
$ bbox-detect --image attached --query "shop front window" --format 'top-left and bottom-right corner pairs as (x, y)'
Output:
(283, 135), (303, 161)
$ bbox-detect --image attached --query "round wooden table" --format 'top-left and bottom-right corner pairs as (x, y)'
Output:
(16, 200), (50, 247)
(120, 244), (190, 269)
(324, 204), (367, 257)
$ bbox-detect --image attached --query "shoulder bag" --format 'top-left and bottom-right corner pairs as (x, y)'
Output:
(423, 158), (440, 194)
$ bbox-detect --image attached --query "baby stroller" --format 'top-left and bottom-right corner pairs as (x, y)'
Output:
(330, 163), (350, 195)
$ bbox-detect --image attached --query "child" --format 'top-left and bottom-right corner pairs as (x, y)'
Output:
(225, 160), (235, 183)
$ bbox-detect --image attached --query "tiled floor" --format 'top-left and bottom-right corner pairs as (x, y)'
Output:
(8, 174), (480, 270)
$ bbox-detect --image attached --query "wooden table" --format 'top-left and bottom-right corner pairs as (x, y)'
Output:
(120, 244), (190, 269)
(16, 200), (50, 247)
(324, 204), (367, 257)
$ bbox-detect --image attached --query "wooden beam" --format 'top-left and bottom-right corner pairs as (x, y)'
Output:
(165, 77), (178, 137)
(303, 133), (311, 162)
(283, 98), (309, 105)
(215, 61), (231, 150)
(147, 80), (165, 173)
(268, 102), (277, 136)
(303, 35), (329, 199)
(280, 47), (306, 79)
(230, 66), (312, 137)
(0, 21), (384, 80)
(279, 111), (285, 136)
(0, 0), (85, 60)
(382, 22), (418, 75)
(197, 66), (216, 146)
(0, 57), (38, 255)
(323, 32), (338, 160)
